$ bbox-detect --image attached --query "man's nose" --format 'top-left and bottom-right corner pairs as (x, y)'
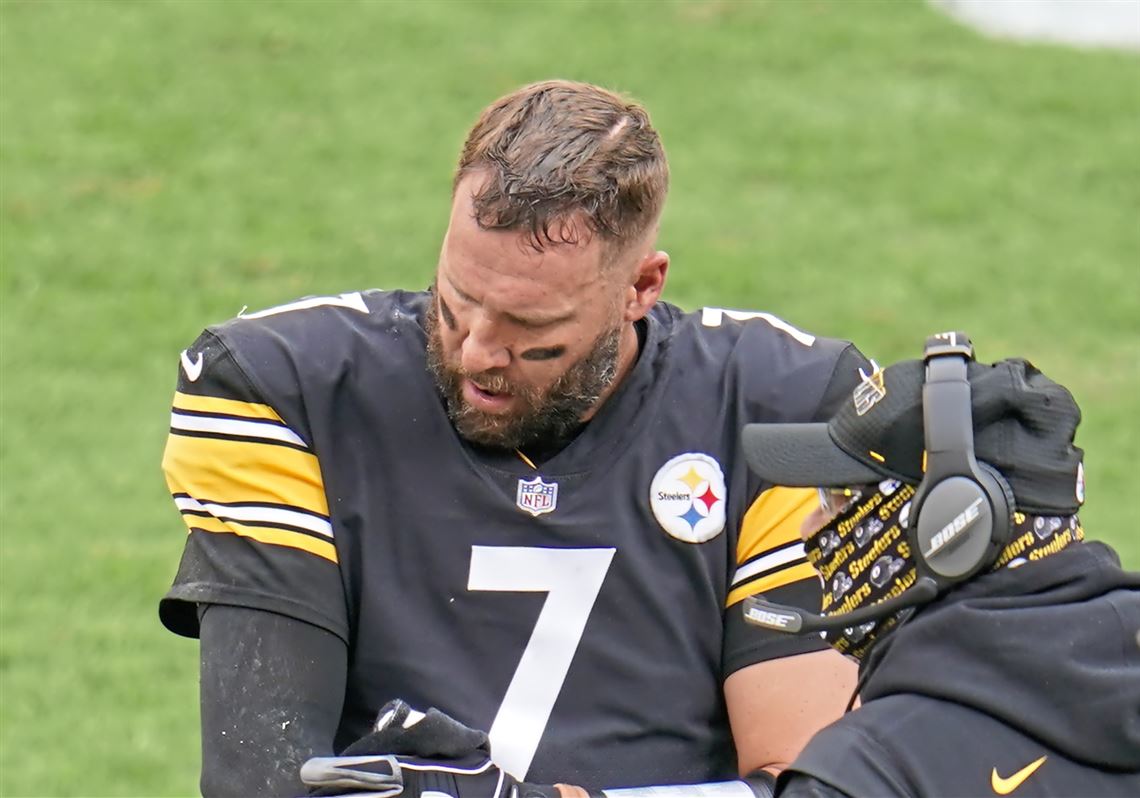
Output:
(459, 319), (511, 374)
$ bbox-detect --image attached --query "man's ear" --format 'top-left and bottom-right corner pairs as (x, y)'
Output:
(624, 250), (668, 322)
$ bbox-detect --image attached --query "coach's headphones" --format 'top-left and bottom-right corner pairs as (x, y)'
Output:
(907, 331), (1014, 586)
(743, 331), (1015, 635)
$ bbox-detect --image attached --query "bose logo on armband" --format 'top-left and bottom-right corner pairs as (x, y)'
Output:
(743, 604), (797, 630)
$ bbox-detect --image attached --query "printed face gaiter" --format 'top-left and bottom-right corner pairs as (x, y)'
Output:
(804, 479), (1084, 661)
(804, 480), (917, 660)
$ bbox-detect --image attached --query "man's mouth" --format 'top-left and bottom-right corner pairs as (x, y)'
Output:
(462, 378), (515, 411)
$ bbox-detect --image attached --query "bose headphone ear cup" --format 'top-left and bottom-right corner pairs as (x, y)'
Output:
(911, 463), (1014, 585)
(976, 461), (1015, 564)
(911, 475), (991, 583)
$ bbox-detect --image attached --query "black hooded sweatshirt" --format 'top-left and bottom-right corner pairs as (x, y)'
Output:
(777, 542), (1140, 797)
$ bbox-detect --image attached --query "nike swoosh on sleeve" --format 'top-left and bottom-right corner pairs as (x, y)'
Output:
(180, 349), (204, 381)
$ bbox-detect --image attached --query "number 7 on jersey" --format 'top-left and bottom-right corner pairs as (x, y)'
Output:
(468, 546), (616, 779)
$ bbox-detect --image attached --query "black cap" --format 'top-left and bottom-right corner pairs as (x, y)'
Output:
(742, 356), (1085, 514)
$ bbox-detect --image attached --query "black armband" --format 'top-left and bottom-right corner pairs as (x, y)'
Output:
(744, 769), (778, 798)
(516, 786), (561, 798)
(518, 786), (603, 798)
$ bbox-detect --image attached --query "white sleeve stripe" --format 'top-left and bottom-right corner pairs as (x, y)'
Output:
(175, 495), (333, 538)
(732, 542), (806, 586)
(170, 411), (307, 448)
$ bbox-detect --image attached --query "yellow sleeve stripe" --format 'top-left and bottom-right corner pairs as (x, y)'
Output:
(173, 391), (285, 423)
(726, 486), (819, 607)
(738, 486), (817, 562)
(162, 432), (329, 516)
(184, 514), (337, 563)
(727, 563), (819, 607)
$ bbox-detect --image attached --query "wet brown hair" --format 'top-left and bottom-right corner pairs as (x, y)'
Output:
(454, 80), (668, 257)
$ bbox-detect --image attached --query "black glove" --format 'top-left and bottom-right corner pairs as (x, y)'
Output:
(300, 699), (563, 797)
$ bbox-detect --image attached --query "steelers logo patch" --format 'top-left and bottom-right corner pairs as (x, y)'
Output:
(650, 453), (727, 543)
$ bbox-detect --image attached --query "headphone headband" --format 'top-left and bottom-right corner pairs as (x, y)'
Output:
(922, 337), (978, 477)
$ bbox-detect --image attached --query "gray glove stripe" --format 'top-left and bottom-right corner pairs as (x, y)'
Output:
(299, 755), (399, 788)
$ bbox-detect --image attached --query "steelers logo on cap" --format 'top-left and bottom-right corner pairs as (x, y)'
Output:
(650, 452), (727, 543)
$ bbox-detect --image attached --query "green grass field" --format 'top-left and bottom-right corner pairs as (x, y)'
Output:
(1, 1), (1137, 795)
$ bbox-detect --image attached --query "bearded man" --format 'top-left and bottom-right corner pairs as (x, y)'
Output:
(159, 80), (872, 797)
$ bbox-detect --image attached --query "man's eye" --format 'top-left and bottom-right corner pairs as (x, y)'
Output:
(439, 297), (457, 329)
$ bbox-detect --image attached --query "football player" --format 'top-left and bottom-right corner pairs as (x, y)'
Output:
(159, 80), (872, 796)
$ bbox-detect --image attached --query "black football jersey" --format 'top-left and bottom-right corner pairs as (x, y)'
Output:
(160, 290), (869, 788)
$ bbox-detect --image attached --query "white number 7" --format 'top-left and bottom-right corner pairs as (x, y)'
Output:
(468, 546), (616, 779)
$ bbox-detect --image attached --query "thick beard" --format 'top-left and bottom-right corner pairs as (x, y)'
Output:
(424, 296), (622, 451)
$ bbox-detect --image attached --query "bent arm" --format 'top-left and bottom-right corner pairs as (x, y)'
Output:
(199, 604), (348, 797)
(725, 648), (857, 777)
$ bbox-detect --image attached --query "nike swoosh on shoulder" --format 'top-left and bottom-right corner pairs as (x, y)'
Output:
(991, 755), (1047, 794)
(180, 350), (204, 382)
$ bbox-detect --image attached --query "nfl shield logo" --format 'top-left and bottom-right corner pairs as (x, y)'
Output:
(516, 476), (558, 517)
